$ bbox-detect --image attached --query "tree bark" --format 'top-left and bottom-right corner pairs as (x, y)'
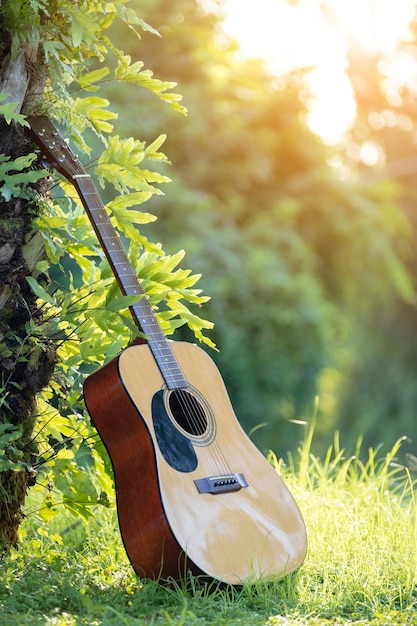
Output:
(0, 28), (54, 551)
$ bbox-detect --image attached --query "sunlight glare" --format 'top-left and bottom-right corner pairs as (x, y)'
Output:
(222, 0), (416, 143)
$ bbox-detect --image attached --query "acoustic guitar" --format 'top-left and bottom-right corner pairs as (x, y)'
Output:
(27, 116), (307, 585)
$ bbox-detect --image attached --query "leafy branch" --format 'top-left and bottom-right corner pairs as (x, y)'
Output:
(0, 0), (212, 525)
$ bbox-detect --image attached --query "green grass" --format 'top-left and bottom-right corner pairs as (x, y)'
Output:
(1, 429), (416, 625)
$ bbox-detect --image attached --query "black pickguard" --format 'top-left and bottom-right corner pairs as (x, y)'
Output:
(152, 390), (198, 472)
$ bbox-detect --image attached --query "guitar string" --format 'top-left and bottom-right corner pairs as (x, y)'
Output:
(76, 176), (234, 477)
(169, 387), (234, 476)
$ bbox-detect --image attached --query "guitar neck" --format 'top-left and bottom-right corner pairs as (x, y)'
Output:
(73, 174), (187, 390)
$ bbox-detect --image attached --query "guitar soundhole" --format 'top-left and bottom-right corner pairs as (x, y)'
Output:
(168, 389), (208, 437)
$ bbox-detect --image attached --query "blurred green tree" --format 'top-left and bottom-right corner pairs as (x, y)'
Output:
(331, 10), (417, 454)
(104, 0), (413, 455)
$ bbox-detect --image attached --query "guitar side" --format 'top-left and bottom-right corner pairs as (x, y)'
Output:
(84, 342), (307, 585)
(83, 353), (195, 581)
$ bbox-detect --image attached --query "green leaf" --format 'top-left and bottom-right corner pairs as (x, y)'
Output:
(74, 96), (117, 133)
(114, 55), (186, 114)
(38, 496), (59, 522)
(105, 294), (144, 312)
(0, 93), (28, 126)
(107, 191), (153, 210)
(145, 134), (167, 157)
(68, 7), (100, 47)
(97, 135), (170, 193)
(26, 276), (55, 305)
(0, 152), (47, 200)
(42, 40), (65, 63)
(115, 6), (160, 37)
(110, 206), (156, 225)
(78, 67), (111, 91)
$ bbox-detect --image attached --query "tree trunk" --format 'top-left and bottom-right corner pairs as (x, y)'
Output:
(0, 28), (54, 551)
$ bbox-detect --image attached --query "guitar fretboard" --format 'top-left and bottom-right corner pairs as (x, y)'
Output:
(73, 174), (187, 390)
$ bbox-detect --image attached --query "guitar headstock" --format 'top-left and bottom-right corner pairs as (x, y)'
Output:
(26, 116), (86, 183)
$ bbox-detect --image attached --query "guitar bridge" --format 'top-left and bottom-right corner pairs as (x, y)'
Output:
(194, 473), (248, 495)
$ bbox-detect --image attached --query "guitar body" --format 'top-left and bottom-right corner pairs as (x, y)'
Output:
(84, 341), (307, 585)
